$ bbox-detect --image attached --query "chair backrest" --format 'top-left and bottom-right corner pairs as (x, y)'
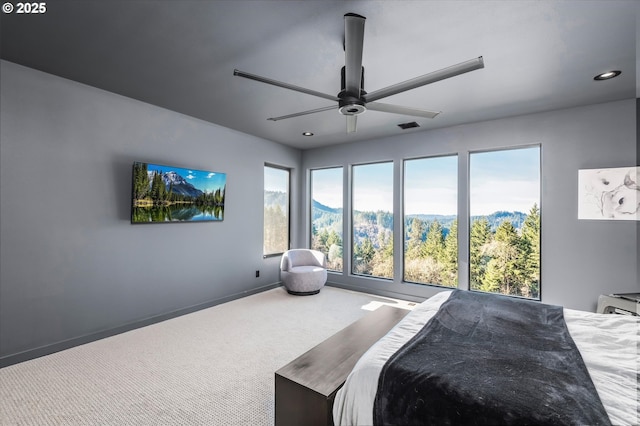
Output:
(281, 249), (327, 270)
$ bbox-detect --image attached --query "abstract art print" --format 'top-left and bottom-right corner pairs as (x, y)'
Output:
(131, 162), (226, 223)
(578, 166), (639, 220)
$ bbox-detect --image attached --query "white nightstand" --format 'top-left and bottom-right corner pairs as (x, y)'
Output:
(596, 294), (639, 316)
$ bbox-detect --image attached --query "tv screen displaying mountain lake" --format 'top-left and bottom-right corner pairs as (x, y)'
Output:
(131, 162), (226, 223)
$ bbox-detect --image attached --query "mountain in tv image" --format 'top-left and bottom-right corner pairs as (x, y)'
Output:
(148, 170), (204, 199)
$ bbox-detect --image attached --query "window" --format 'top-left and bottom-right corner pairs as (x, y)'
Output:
(310, 167), (343, 272)
(352, 162), (394, 279)
(469, 146), (541, 299)
(404, 155), (458, 287)
(264, 165), (290, 256)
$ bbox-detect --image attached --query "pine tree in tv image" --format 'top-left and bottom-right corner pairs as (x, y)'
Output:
(131, 162), (226, 223)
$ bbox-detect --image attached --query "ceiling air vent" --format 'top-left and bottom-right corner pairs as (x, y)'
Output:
(398, 121), (420, 130)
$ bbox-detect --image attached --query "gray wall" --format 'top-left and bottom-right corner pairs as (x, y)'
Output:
(0, 60), (302, 366)
(301, 99), (639, 311)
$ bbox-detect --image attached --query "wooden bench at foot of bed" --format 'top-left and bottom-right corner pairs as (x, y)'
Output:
(274, 305), (410, 426)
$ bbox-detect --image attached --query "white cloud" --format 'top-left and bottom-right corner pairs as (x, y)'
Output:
(353, 187), (393, 213)
(470, 179), (539, 215)
(313, 190), (342, 208)
(405, 187), (457, 215)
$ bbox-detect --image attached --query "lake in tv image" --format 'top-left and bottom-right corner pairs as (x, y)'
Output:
(131, 162), (226, 223)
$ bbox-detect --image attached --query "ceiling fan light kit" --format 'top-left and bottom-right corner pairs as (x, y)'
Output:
(338, 99), (366, 116)
(234, 13), (484, 134)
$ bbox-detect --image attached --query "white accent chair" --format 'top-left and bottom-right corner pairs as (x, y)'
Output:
(280, 249), (327, 295)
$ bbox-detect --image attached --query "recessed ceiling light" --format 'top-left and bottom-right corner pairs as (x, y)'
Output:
(302, 132), (314, 136)
(594, 70), (621, 81)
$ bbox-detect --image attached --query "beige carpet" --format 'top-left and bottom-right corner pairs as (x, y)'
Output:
(0, 286), (414, 425)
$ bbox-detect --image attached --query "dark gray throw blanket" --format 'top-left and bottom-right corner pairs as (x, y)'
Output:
(373, 290), (611, 426)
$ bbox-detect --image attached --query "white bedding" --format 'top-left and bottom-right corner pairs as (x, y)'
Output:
(333, 291), (640, 426)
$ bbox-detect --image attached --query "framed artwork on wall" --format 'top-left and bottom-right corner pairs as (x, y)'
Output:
(578, 166), (639, 221)
(131, 162), (226, 223)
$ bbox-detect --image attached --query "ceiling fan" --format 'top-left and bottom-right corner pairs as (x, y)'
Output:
(234, 13), (484, 133)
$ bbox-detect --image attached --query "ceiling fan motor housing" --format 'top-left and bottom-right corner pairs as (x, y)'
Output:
(339, 65), (366, 115)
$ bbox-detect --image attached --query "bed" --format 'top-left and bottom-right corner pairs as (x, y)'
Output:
(333, 290), (639, 426)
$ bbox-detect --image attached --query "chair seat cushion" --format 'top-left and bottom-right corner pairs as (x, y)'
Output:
(289, 266), (325, 274)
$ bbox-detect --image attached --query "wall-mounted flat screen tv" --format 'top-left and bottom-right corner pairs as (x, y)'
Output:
(131, 162), (226, 223)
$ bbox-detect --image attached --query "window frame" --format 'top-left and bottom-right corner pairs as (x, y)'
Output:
(350, 161), (395, 280)
(467, 145), (542, 300)
(402, 154), (459, 288)
(263, 164), (291, 258)
(309, 166), (344, 273)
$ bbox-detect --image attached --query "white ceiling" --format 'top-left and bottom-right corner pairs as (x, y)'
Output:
(1, 1), (638, 149)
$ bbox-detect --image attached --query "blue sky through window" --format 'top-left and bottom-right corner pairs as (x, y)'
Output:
(264, 166), (288, 193)
(470, 146), (540, 215)
(353, 162), (394, 213)
(312, 168), (343, 208)
(311, 147), (539, 216)
(405, 156), (457, 215)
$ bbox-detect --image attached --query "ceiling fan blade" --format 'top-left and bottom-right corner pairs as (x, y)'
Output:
(234, 69), (339, 102)
(346, 115), (358, 133)
(363, 56), (484, 103)
(344, 13), (366, 95)
(367, 102), (440, 118)
(267, 105), (336, 121)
